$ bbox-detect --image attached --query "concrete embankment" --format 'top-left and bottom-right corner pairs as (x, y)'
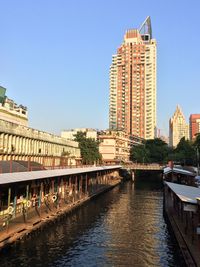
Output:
(0, 181), (121, 251)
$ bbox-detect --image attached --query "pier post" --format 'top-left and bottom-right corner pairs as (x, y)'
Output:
(25, 184), (29, 221)
(75, 176), (78, 201)
(6, 187), (12, 232)
(85, 174), (88, 195)
(7, 187), (11, 207)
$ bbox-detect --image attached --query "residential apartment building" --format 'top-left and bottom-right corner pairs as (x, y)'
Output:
(169, 106), (189, 147)
(98, 130), (142, 163)
(189, 114), (200, 140)
(109, 16), (157, 139)
(0, 86), (28, 126)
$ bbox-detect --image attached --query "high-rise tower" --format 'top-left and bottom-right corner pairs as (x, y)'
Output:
(169, 105), (189, 147)
(109, 16), (157, 139)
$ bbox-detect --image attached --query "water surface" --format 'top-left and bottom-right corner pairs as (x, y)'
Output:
(0, 180), (184, 267)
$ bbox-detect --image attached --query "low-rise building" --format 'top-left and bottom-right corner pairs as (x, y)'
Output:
(61, 128), (97, 140)
(98, 130), (142, 163)
(0, 86), (28, 126)
(0, 87), (81, 167)
(0, 119), (81, 167)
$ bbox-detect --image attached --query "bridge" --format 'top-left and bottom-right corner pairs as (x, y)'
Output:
(126, 163), (164, 171)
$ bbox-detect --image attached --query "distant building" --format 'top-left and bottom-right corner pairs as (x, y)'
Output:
(109, 16), (157, 139)
(159, 135), (169, 145)
(169, 105), (189, 147)
(61, 128), (97, 140)
(0, 86), (28, 126)
(98, 130), (143, 163)
(189, 114), (200, 140)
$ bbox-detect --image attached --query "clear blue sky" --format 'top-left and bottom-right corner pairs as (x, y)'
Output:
(1, 0), (200, 136)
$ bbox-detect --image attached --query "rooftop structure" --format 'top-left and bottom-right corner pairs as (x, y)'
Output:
(61, 128), (97, 140)
(0, 86), (28, 126)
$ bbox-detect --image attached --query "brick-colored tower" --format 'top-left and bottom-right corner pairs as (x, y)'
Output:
(109, 17), (157, 139)
(189, 114), (200, 140)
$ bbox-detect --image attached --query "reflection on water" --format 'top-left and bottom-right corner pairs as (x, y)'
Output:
(0, 180), (184, 267)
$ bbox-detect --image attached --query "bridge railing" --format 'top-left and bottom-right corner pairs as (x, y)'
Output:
(125, 163), (164, 170)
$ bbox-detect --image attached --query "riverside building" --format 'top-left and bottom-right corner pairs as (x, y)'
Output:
(189, 114), (200, 140)
(0, 86), (28, 126)
(98, 130), (143, 163)
(169, 105), (189, 147)
(109, 16), (157, 139)
(0, 119), (81, 167)
(0, 87), (81, 168)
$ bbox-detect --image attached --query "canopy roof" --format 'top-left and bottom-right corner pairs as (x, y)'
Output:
(0, 165), (122, 185)
(164, 167), (196, 177)
(165, 181), (200, 204)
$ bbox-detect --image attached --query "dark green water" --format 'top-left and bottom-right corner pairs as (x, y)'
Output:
(0, 180), (184, 267)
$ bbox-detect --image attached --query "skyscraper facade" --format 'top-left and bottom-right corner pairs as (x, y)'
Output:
(109, 17), (157, 139)
(169, 105), (189, 147)
(189, 114), (200, 140)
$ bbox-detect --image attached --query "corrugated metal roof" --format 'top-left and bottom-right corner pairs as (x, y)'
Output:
(0, 160), (45, 173)
(165, 181), (200, 204)
(0, 165), (122, 185)
(163, 167), (196, 176)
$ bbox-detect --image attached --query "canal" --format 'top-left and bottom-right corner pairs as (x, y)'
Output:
(0, 180), (185, 267)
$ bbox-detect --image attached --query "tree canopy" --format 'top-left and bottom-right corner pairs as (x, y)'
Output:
(130, 138), (169, 163)
(130, 137), (197, 165)
(170, 137), (195, 165)
(74, 132), (102, 165)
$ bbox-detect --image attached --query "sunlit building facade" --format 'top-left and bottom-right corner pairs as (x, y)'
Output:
(98, 130), (143, 163)
(61, 128), (97, 140)
(109, 16), (157, 139)
(0, 86), (28, 126)
(189, 114), (200, 140)
(169, 105), (189, 147)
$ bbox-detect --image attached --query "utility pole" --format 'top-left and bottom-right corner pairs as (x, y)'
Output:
(197, 147), (200, 176)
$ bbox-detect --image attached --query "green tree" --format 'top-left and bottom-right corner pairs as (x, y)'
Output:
(130, 144), (149, 163)
(145, 138), (169, 163)
(193, 134), (200, 167)
(74, 132), (102, 165)
(193, 134), (200, 150)
(173, 137), (195, 165)
(130, 138), (169, 164)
